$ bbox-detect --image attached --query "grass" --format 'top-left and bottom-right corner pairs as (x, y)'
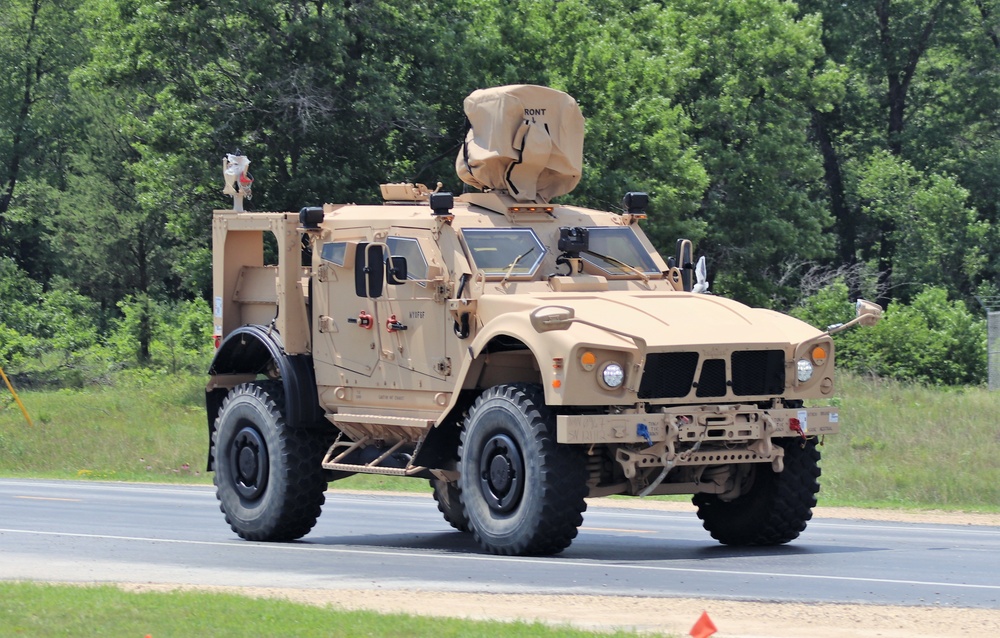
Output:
(0, 372), (210, 483)
(2, 370), (1000, 511)
(0, 582), (658, 638)
(817, 373), (1000, 511)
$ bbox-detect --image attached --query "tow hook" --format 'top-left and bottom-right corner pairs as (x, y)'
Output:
(789, 418), (807, 445)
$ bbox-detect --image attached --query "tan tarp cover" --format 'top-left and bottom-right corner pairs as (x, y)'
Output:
(456, 85), (585, 203)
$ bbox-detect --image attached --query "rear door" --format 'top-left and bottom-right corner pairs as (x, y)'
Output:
(312, 228), (383, 386)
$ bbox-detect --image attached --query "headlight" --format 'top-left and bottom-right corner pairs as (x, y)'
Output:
(601, 362), (625, 388)
(797, 358), (814, 382)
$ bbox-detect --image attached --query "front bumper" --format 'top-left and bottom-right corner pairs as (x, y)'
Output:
(556, 404), (839, 448)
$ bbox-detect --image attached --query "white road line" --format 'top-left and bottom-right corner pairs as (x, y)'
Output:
(1, 527), (997, 592)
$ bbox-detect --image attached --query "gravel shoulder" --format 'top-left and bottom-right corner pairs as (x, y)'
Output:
(121, 494), (1000, 638)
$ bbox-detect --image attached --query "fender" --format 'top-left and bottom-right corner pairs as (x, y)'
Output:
(205, 325), (324, 470)
(438, 312), (545, 421)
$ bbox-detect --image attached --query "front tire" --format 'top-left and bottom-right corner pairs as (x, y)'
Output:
(458, 383), (588, 556)
(213, 381), (330, 541)
(693, 437), (821, 546)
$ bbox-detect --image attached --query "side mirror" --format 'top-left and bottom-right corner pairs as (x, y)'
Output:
(386, 256), (408, 285)
(855, 299), (883, 326)
(530, 305), (576, 332)
(826, 298), (884, 334)
(676, 238), (693, 292)
(354, 243), (385, 298)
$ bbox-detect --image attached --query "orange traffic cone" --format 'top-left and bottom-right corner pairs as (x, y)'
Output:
(690, 610), (718, 638)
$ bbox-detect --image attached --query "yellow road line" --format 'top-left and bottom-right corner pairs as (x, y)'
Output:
(13, 496), (82, 502)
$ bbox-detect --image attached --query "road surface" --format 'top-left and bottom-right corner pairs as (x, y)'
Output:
(1, 478), (998, 610)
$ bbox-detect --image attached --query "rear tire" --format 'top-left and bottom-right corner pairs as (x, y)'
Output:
(430, 477), (470, 532)
(458, 383), (588, 556)
(213, 381), (330, 541)
(693, 437), (821, 546)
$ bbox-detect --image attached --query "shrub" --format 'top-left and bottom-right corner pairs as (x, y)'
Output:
(0, 323), (41, 368)
(109, 296), (213, 373)
(793, 283), (986, 386)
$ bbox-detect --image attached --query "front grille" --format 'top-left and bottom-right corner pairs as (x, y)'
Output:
(637, 352), (698, 399)
(638, 349), (786, 400)
(731, 349), (785, 395)
(695, 359), (727, 397)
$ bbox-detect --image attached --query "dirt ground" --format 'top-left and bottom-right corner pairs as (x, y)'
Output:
(125, 497), (1000, 638)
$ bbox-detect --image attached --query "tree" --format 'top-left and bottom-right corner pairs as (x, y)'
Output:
(852, 150), (987, 299)
(0, 0), (88, 277)
(465, 0), (709, 246)
(667, 0), (841, 305)
(465, 0), (842, 306)
(801, 0), (999, 304)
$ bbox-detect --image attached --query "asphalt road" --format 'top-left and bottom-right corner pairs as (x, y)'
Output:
(1, 479), (998, 608)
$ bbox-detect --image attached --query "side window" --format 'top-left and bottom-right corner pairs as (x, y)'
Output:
(386, 236), (428, 282)
(321, 242), (348, 266)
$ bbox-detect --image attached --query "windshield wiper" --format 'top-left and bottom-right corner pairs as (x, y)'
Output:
(499, 247), (536, 289)
(582, 249), (650, 285)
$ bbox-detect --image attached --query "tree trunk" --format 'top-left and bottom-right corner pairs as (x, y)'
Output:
(0, 0), (43, 224)
(812, 109), (855, 265)
(975, 0), (1000, 49)
(873, 0), (947, 306)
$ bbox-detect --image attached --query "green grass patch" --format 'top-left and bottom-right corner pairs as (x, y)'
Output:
(816, 374), (1000, 512)
(0, 372), (209, 483)
(3, 370), (1000, 512)
(0, 582), (660, 637)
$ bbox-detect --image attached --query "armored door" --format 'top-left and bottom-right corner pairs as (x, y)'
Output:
(378, 228), (453, 391)
(312, 228), (383, 387)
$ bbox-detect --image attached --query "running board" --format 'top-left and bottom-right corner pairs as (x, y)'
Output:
(321, 463), (427, 476)
(321, 433), (428, 476)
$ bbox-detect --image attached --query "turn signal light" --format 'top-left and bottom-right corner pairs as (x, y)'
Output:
(811, 346), (828, 366)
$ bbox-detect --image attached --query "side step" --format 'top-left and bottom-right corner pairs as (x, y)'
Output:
(321, 433), (428, 476)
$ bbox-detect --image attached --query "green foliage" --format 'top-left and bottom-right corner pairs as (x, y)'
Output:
(0, 260), (98, 369)
(2, 0), (999, 387)
(794, 282), (987, 385)
(0, 257), (42, 328)
(852, 150), (988, 300)
(500, 0), (711, 245)
(0, 582), (641, 638)
(108, 297), (213, 373)
(0, 323), (39, 368)
(671, 0), (840, 306)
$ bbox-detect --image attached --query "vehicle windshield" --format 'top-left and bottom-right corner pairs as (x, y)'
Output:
(581, 227), (659, 276)
(462, 228), (546, 278)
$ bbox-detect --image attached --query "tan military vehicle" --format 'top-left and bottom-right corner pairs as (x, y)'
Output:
(206, 85), (881, 556)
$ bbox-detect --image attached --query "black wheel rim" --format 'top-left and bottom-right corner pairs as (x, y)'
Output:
(478, 432), (524, 513)
(229, 424), (269, 499)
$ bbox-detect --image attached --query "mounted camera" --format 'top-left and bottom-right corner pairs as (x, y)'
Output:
(558, 226), (589, 256)
(555, 226), (590, 275)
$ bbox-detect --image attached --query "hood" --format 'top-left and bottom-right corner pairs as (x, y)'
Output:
(477, 291), (823, 349)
